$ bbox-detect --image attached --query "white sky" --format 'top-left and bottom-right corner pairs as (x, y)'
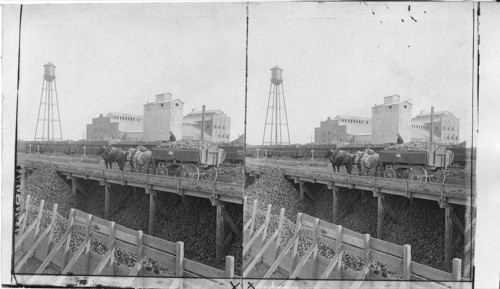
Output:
(13, 3), (247, 141)
(246, 2), (474, 145)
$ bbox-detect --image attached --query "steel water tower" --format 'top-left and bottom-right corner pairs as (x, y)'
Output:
(34, 62), (63, 141)
(262, 66), (290, 145)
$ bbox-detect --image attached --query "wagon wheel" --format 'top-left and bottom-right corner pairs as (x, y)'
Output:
(182, 164), (200, 180)
(200, 167), (218, 182)
(429, 169), (446, 184)
(156, 163), (169, 176)
(401, 168), (413, 180)
(384, 167), (396, 179)
(409, 166), (427, 182)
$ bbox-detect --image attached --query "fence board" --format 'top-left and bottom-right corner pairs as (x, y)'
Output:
(371, 250), (404, 274)
(143, 234), (176, 254)
(116, 225), (138, 245)
(411, 261), (453, 281)
(342, 228), (365, 249)
(142, 246), (176, 271)
(371, 238), (404, 258)
(184, 259), (226, 279)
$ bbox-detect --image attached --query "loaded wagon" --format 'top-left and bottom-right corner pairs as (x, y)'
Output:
(151, 147), (226, 182)
(379, 148), (454, 183)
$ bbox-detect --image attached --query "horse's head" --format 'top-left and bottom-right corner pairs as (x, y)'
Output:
(127, 148), (137, 161)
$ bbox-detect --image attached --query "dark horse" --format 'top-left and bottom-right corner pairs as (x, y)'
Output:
(99, 146), (127, 172)
(327, 149), (354, 175)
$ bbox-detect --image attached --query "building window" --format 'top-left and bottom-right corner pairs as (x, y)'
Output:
(161, 104), (164, 107)
(404, 105), (407, 108)
(176, 103), (179, 107)
(389, 105), (392, 109)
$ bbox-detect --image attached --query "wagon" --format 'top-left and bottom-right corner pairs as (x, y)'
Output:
(150, 147), (226, 181)
(379, 148), (454, 183)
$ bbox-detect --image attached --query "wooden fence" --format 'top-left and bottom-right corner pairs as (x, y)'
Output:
(243, 197), (469, 288)
(14, 195), (238, 282)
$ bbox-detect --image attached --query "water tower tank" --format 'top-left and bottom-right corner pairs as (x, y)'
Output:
(43, 62), (56, 82)
(270, 66), (283, 85)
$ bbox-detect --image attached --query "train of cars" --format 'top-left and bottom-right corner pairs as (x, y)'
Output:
(17, 140), (471, 166)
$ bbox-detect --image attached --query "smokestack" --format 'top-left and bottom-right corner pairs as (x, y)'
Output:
(201, 105), (206, 140)
(430, 106), (434, 142)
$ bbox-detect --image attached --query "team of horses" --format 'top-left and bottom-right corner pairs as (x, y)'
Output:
(99, 146), (155, 173)
(327, 148), (384, 176)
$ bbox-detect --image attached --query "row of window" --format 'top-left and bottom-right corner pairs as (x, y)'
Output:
(112, 116), (142, 122)
(217, 134), (230, 139)
(340, 119), (371, 124)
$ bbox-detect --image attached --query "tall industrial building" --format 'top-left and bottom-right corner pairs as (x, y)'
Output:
(412, 110), (460, 144)
(86, 113), (143, 141)
(314, 116), (371, 144)
(371, 95), (412, 144)
(182, 108), (231, 142)
(143, 93), (184, 141)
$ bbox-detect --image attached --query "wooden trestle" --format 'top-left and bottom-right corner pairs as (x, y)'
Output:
(246, 162), (475, 278)
(243, 198), (470, 288)
(20, 157), (243, 265)
(14, 195), (238, 286)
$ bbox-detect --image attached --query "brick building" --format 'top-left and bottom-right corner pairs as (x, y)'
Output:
(86, 112), (143, 141)
(182, 108), (231, 142)
(314, 115), (371, 144)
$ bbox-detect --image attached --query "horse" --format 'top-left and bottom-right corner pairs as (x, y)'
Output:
(101, 146), (127, 172)
(328, 149), (354, 175)
(354, 151), (383, 177)
(128, 148), (155, 174)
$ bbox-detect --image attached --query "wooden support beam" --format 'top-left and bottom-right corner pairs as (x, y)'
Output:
(20, 195), (31, 234)
(215, 205), (225, 264)
(319, 251), (342, 279)
(62, 238), (91, 274)
(289, 242), (316, 279)
(129, 262), (142, 276)
(148, 190), (156, 236)
(273, 208), (285, 260)
(290, 213), (303, 275)
(444, 207), (453, 271)
(221, 206), (242, 239)
(377, 195), (385, 240)
(450, 209), (465, 236)
(363, 234), (371, 279)
(104, 184), (111, 219)
(262, 231), (301, 279)
(332, 188), (339, 223)
(261, 204), (272, 244)
(243, 220), (268, 255)
(350, 266), (370, 289)
(15, 224), (53, 272)
(35, 226), (73, 274)
(381, 196), (399, 225)
(463, 205), (472, 278)
(403, 244), (411, 280)
(92, 246), (115, 275)
(33, 200), (45, 239)
(249, 199), (258, 234)
(225, 256), (235, 278)
(47, 204), (59, 254)
(243, 229), (280, 277)
(62, 209), (75, 269)
(311, 218), (320, 279)
(83, 215), (93, 274)
(71, 179), (77, 198)
(299, 182), (305, 200)
(452, 258), (462, 281)
(175, 241), (184, 277)
(335, 225), (343, 279)
(108, 221), (116, 275)
(75, 181), (89, 198)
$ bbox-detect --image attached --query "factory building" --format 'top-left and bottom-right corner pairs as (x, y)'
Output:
(371, 95), (412, 144)
(86, 112), (143, 141)
(182, 108), (231, 142)
(411, 110), (460, 144)
(143, 93), (184, 141)
(314, 115), (372, 144)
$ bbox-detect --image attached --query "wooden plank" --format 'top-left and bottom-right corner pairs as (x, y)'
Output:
(444, 207), (453, 271)
(342, 228), (366, 249)
(20, 195), (31, 235)
(15, 224), (52, 272)
(184, 259), (226, 279)
(350, 266), (370, 289)
(15, 217), (41, 251)
(249, 199), (258, 234)
(128, 262), (142, 276)
(452, 258), (462, 281)
(225, 256), (235, 278)
(332, 188), (339, 223)
(35, 226), (73, 274)
(371, 250), (403, 274)
(262, 204), (272, 243)
(290, 213), (303, 274)
(221, 206), (242, 238)
(143, 234), (177, 254)
(175, 241), (184, 277)
(83, 214), (93, 274)
(46, 204), (59, 255)
(62, 209), (75, 269)
(363, 234), (371, 279)
(289, 243), (316, 279)
(411, 261), (453, 281)
(262, 231), (301, 278)
(216, 205), (225, 263)
(115, 239), (139, 254)
(319, 251), (342, 279)
(149, 191), (156, 235)
(377, 195), (385, 240)
(61, 238), (90, 274)
(243, 222), (266, 255)
(92, 246), (115, 275)
(402, 244), (411, 280)
(275, 208), (285, 252)
(243, 229), (280, 277)
(142, 246), (176, 270)
(105, 185), (111, 219)
(450, 209), (465, 236)
(311, 218), (320, 279)
(115, 224), (138, 245)
(371, 237), (404, 258)
(108, 221), (116, 275)
(343, 243), (364, 259)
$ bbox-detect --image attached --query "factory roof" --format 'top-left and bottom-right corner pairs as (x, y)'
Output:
(107, 112), (143, 119)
